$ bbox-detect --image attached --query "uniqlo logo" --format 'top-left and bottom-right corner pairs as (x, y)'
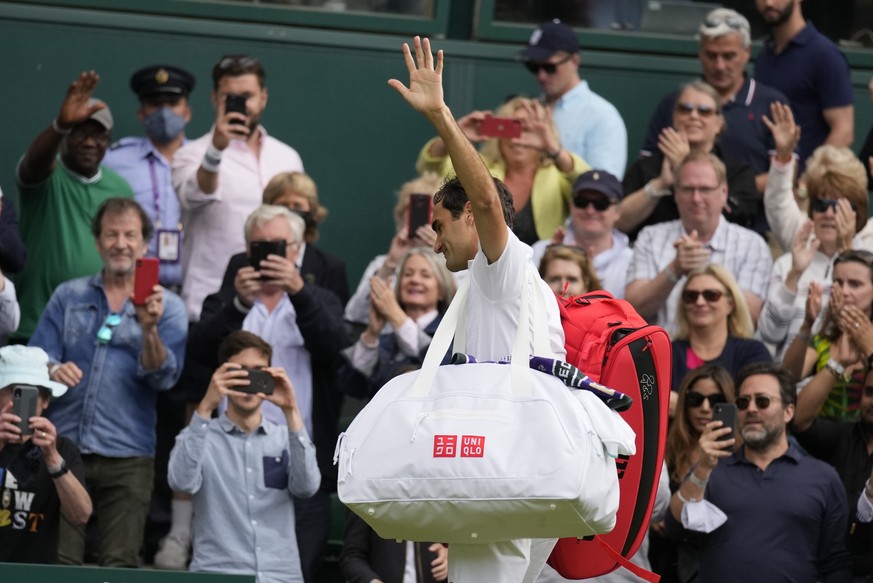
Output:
(433, 435), (457, 457)
(460, 435), (485, 457)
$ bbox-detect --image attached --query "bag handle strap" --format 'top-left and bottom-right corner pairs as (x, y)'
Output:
(594, 536), (661, 583)
(412, 260), (545, 398)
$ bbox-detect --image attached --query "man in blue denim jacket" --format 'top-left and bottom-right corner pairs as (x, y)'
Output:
(29, 197), (188, 567)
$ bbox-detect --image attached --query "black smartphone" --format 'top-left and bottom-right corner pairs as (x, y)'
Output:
(237, 367), (275, 395)
(249, 240), (287, 270)
(225, 94), (247, 125)
(11, 385), (40, 436)
(713, 403), (737, 442)
(408, 193), (432, 236)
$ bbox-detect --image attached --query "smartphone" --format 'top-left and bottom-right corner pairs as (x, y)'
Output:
(479, 115), (522, 139)
(133, 257), (160, 305)
(407, 193), (432, 236)
(249, 240), (287, 270)
(713, 403), (737, 442)
(11, 385), (40, 436)
(237, 367), (275, 395)
(225, 94), (247, 125)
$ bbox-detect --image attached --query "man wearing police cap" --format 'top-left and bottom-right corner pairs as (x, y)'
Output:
(104, 64), (196, 291)
(14, 71), (134, 343)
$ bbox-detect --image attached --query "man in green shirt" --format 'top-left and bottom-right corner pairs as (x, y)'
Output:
(14, 71), (133, 341)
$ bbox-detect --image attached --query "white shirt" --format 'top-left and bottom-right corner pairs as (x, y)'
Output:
(172, 128), (304, 320)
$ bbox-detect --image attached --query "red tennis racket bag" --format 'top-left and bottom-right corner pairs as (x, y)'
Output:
(548, 292), (671, 582)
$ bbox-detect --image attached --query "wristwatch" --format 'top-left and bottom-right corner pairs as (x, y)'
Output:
(825, 358), (847, 380)
(644, 180), (671, 199)
(48, 459), (69, 479)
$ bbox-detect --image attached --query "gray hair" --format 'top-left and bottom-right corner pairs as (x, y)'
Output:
(244, 204), (305, 245)
(699, 8), (751, 49)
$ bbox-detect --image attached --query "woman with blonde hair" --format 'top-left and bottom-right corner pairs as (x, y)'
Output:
(262, 171), (328, 243)
(671, 264), (771, 392)
(416, 96), (589, 245)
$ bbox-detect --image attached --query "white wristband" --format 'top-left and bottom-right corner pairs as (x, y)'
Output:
(52, 118), (72, 135)
(202, 143), (223, 173)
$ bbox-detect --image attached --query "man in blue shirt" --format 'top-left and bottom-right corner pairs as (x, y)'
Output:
(519, 19), (628, 179)
(29, 197), (188, 567)
(168, 330), (320, 583)
(103, 64), (195, 290)
(754, 0), (853, 168)
(666, 362), (851, 582)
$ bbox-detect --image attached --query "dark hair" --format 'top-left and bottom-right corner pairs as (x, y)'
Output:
(217, 330), (272, 365)
(91, 198), (154, 241)
(433, 176), (515, 228)
(821, 249), (873, 339)
(213, 55), (265, 89)
(735, 362), (796, 407)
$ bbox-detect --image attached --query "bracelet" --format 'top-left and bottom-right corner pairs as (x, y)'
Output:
(359, 331), (380, 349)
(686, 470), (707, 489)
(826, 358), (846, 379)
(663, 264), (679, 285)
(676, 489), (699, 504)
(545, 148), (562, 160)
(202, 143), (223, 173)
(644, 180), (671, 199)
(51, 118), (72, 135)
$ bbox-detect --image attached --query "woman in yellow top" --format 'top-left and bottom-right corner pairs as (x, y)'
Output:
(416, 96), (590, 245)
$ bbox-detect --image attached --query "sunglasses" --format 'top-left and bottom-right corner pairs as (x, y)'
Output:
(685, 391), (727, 408)
(703, 15), (746, 30)
(811, 197), (858, 213)
(736, 394), (780, 411)
(96, 313), (123, 344)
(681, 289), (725, 303)
(524, 54), (573, 75)
(573, 195), (613, 211)
(217, 55), (261, 70)
(675, 102), (718, 118)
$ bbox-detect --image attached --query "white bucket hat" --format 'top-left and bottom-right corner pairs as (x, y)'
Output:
(0, 345), (68, 398)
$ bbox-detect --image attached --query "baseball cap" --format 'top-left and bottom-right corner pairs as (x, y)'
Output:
(85, 98), (114, 132)
(573, 170), (623, 202)
(520, 19), (580, 61)
(0, 346), (68, 398)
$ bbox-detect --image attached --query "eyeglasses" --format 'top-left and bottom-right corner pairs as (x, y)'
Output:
(811, 197), (858, 213)
(96, 313), (123, 344)
(675, 185), (721, 197)
(685, 391), (727, 408)
(681, 289), (725, 303)
(736, 394), (780, 411)
(573, 195), (613, 211)
(703, 15), (746, 30)
(524, 54), (573, 75)
(217, 55), (261, 71)
(674, 102), (718, 118)
(67, 126), (110, 146)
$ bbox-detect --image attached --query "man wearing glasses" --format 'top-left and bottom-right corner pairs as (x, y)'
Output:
(172, 54), (304, 322)
(28, 198), (188, 567)
(519, 19), (627, 178)
(641, 8), (788, 193)
(14, 71), (134, 343)
(625, 151), (771, 336)
(666, 362), (851, 582)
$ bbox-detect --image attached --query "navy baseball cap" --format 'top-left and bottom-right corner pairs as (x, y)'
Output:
(573, 170), (623, 202)
(520, 19), (580, 61)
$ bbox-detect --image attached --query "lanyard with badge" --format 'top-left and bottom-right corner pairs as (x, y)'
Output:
(148, 157), (182, 263)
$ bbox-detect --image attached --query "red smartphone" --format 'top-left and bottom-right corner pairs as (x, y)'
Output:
(479, 116), (522, 139)
(408, 193), (432, 236)
(133, 257), (160, 305)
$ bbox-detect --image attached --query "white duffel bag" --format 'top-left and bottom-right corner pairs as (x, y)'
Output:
(334, 269), (635, 544)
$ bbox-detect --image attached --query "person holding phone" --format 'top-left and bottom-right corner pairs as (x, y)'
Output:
(172, 54), (304, 322)
(416, 95), (589, 245)
(27, 197), (188, 567)
(169, 330), (319, 583)
(666, 362), (851, 582)
(0, 345), (92, 564)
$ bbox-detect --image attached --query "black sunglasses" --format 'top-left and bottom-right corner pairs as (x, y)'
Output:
(681, 289), (725, 304)
(685, 391), (727, 408)
(811, 197), (858, 213)
(675, 102), (718, 118)
(736, 394), (780, 411)
(524, 54), (573, 75)
(573, 195), (613, 211)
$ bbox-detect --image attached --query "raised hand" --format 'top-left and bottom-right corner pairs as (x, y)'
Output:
(805, 281), (823, 327)
(789, 220), (819, 281)
(388, 36), (445, 117)
(697, 420), (735, 470)
(512, 99), (561, 155)
(834, 198), (857, 252)
(762, 102), (800, 161)
(57, 71), (105, 129)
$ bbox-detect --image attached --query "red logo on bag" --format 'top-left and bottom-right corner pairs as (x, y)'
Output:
(460, 435), (485, 457)
(433, 435), (457, 457)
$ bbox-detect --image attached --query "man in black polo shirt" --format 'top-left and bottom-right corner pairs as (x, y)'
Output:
(0, 346), (91, 564)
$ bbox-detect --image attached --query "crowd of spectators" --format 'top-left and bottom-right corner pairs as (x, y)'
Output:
(1, 1), (873, 581)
